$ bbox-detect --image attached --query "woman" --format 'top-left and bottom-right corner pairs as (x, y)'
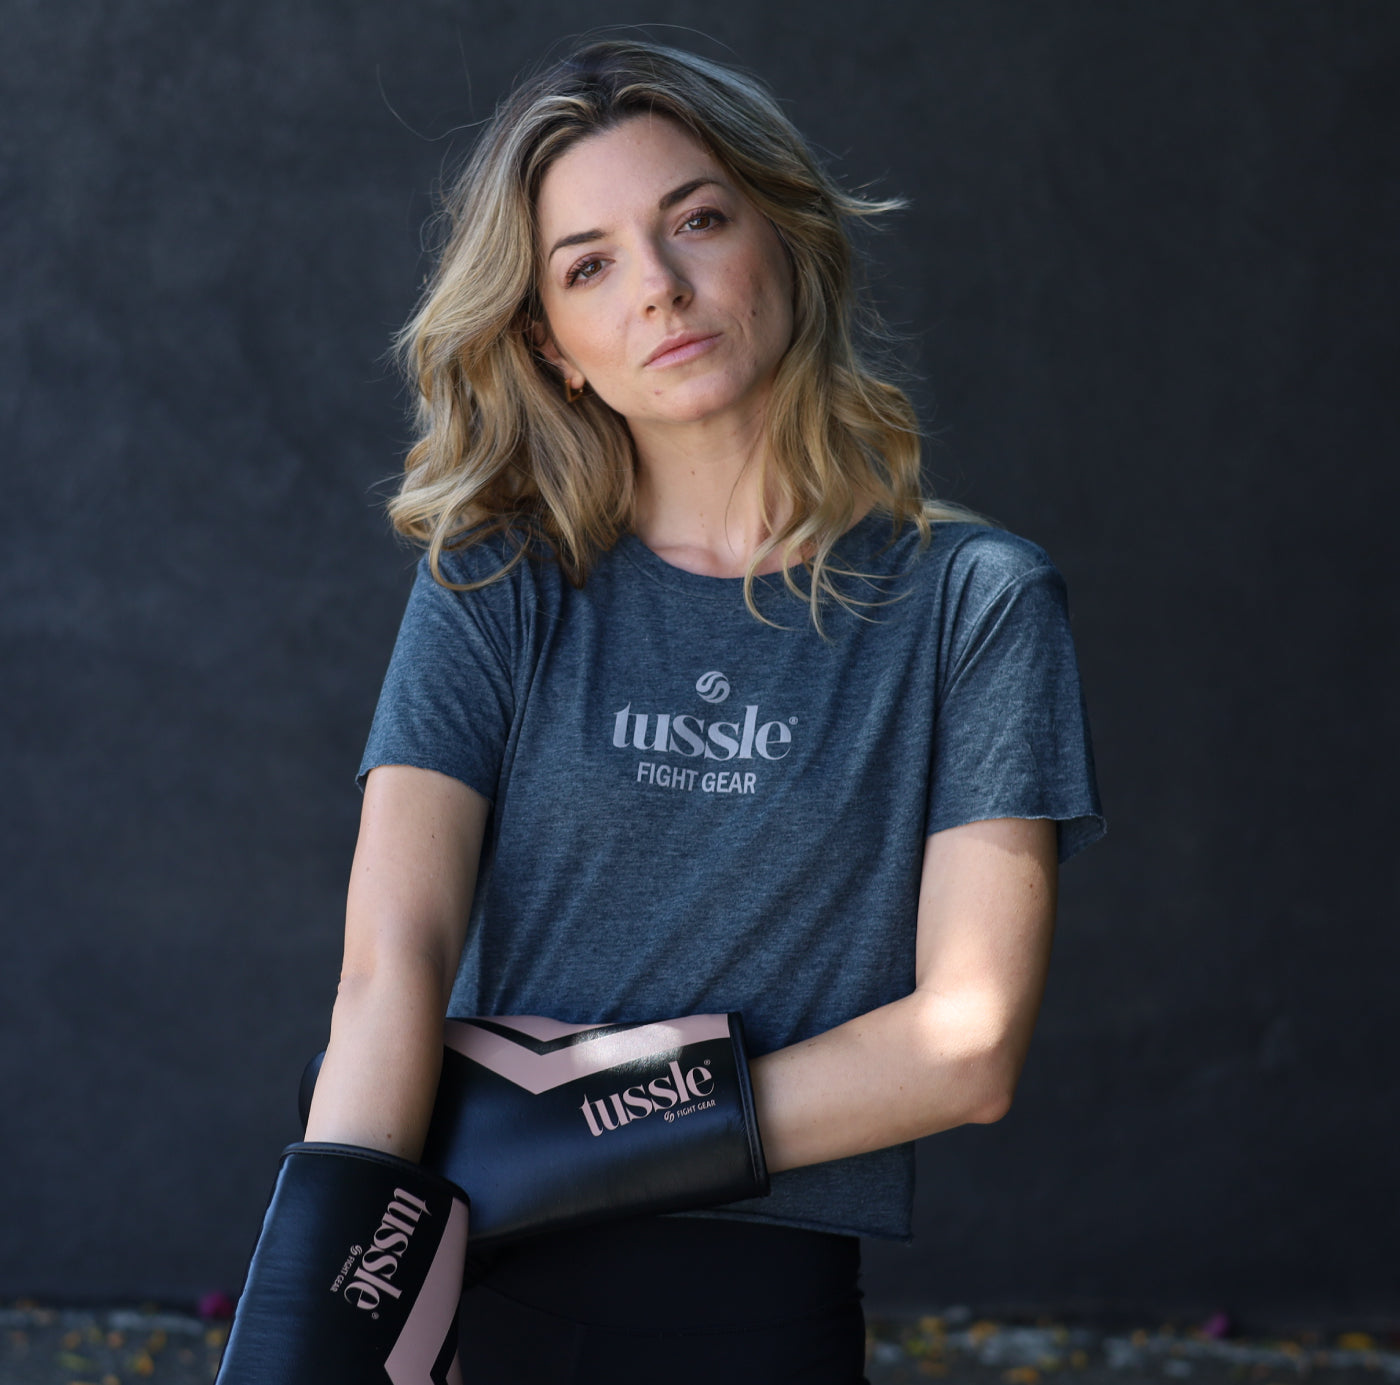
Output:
(222, 36), (1104, 1385)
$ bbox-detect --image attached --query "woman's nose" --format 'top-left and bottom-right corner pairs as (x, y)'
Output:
(637, 243), (692, 314)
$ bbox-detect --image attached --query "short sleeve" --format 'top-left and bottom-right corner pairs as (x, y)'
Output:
(356, 554), (516, 800)
(926, 558), (1106, 863)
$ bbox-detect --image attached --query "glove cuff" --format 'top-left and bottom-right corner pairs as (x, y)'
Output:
(421, 1010), (769, 1243)
(217, 1143), (468, 1385)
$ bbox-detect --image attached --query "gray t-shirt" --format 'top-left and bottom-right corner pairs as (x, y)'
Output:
(359, 514), (1106, 1241)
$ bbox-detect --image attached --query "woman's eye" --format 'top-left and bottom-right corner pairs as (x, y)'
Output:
(682, 209), (726, 232)
(564, 256), (604, 287)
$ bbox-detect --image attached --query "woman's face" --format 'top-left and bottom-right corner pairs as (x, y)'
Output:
(533, 114), (795, 444)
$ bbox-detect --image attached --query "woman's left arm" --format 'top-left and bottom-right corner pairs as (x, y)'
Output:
(748, 816), (1058, 1173)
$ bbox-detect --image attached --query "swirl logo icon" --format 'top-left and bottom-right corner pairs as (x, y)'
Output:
(695, 671), (730, 704)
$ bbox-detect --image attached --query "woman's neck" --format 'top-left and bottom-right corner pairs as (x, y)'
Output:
(628, 417), (796, 579)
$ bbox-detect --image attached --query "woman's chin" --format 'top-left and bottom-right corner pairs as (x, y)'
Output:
(622, 379), (773, 436)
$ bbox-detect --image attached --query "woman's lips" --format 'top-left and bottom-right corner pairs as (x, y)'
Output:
(644, 333), (721, 369)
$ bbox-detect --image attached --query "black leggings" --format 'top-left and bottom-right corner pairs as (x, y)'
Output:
(456, 1214), (869, 1384)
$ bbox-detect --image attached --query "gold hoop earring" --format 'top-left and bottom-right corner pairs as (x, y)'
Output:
(564, 378), (585, 404)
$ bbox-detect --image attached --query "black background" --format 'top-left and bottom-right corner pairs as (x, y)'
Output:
(2, 1), (1396, 1323)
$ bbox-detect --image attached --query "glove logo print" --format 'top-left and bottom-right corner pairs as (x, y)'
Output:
(327, 1243), (363, 1295)
(580, 1058), (715, 1138)
(695, 670), (730, 703)
(337, 1187), (433, 1315)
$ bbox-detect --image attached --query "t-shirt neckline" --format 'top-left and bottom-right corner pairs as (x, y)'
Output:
(613, 508), (895, 598)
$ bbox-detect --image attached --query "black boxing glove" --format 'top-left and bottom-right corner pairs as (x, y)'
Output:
(215, 1143), (469, 1385)
(299, 1011), (769, 1246)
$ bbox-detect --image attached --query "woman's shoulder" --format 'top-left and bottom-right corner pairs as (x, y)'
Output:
(850, 512), (1063, 594)
(393, 528), (573, 667)
(416, 524), (567, 601)
(827, 514), (1074, 654)
(927, 520), (1062, 589)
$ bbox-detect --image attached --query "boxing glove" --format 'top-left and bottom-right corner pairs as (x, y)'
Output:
(215, 1142), (469, 1385)
(299, 1011), (769, 1246)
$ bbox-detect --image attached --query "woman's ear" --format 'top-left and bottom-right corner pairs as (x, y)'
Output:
(530, 320), (586, 399)
(530, 320), (570, 375)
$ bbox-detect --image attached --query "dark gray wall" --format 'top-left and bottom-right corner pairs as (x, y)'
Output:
(3, 1), (1396, 1324)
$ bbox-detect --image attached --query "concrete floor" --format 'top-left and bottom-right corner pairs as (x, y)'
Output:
(2, 1303), (1397, 1385)
(862, 1314), (1400, 1385)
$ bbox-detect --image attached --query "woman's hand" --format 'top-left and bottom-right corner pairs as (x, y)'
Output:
(302, 764), (489, 1160)
(748, 816), (1059, 1173)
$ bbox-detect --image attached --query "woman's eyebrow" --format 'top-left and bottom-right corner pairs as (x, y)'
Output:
(657, 175), (723, 210)
(546, 177), (726, 261)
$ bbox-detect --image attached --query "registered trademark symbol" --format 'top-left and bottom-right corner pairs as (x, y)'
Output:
(788, 716), (798, 724)
(372, 1312), (379, 1319)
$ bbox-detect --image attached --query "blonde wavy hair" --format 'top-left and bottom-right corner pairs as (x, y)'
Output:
(389, 37), (988, 627)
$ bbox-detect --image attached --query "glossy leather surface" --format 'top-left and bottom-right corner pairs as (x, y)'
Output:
(215, 1144), (468, 1385)
(299, 1012), (769, 1246)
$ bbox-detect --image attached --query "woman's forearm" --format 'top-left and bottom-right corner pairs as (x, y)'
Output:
(750, 818), (1059, 1174)
(301, 766), (489, 1160)
(301, 962), (449, 1161)
(748, 987), (1013, 1174)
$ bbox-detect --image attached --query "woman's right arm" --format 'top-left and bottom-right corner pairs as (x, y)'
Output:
(302, 763), (489, 1162)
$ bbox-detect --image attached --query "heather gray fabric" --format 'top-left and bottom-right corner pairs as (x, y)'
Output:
(358, 515), (1106, 1241)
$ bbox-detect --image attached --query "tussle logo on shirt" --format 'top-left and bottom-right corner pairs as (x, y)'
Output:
(612, 703), (793, 761)
(613, 672), (799, 797)
(695, 670), (730, 703)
